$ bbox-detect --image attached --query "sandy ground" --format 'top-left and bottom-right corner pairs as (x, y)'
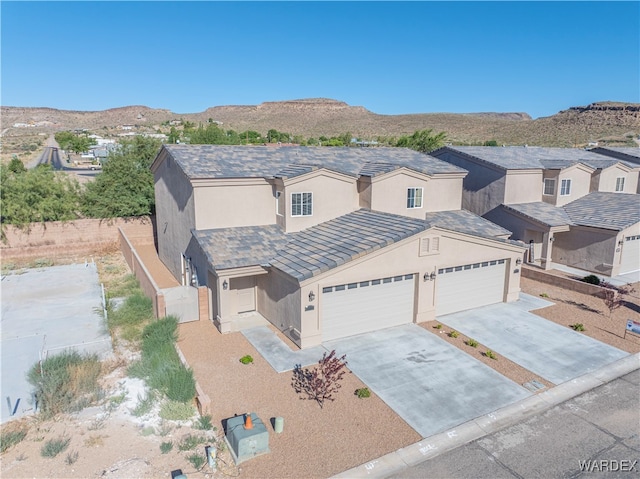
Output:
(2, 277), (639, 478)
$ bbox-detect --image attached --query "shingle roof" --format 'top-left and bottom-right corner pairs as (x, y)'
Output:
(436, 146), (636, 170)
(193, 225), (288, 270)
(563, 192), (640, 231)
(502, 202), (574, 228)
(425, 209), (512, 237)
(162, 145), (466, 179)
(591, 147), (640, 165)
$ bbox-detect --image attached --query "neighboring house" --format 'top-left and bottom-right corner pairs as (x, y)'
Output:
(431, 146), (640, 275)
(590, 147), (640, 193)
(151, 145), (525, 349)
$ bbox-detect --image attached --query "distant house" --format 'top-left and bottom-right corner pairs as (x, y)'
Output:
(150, 145), (525, 348)
(431, 146), (640, 276)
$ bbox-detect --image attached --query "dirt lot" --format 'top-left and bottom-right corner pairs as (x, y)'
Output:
(2, 272), (639, 479)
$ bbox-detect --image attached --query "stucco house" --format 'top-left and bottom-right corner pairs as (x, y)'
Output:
(151, 145), (525, 349)
(430, 146), (640, 276)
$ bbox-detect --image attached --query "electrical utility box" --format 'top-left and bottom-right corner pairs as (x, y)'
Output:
(224, 413), (270, 464)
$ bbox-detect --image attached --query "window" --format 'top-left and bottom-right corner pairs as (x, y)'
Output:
(291, 192), (312, 216)
(407, 187), (423, 209)
(543, 178), (555, 196)
(615, 177), (625, 192)
(560, 179), (572, 196)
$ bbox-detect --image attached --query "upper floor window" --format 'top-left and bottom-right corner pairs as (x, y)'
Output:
(543, 178), (555, 196)
(560, 179), (572, 196)
(615, 177), (625, 192)
(291, 192), (312, 217)
(407, 187), (423, 209)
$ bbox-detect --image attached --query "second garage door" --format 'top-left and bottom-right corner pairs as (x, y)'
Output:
(620, 235), (640, 274)
(322, 274), (415, 342)
(436, 259), (506, 316)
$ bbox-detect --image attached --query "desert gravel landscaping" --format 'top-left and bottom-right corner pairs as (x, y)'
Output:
(1, 272), (638, 479)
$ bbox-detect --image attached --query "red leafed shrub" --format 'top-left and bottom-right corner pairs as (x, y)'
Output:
(292, 350), (348, 408)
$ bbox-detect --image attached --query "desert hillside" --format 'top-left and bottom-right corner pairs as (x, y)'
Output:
(2, 99), (639, 148)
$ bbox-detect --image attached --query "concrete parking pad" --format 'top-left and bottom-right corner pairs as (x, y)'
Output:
(325, 324), (531, 438)
(1, 263), (112, 423)
(242, 326), (326, 372)
(441, 302), (628, 384)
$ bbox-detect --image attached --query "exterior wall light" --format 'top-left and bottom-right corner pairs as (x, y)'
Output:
(308, 291), (315, 302)
(222, 279), (228, 290)
(423, 272), (429, 282)
(515, 258), (522, 265)
(549, 237), (555, 242)
(430, 272), (436, 281)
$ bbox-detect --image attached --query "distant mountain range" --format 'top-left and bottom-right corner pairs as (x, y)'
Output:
(2, 99), (639, 147)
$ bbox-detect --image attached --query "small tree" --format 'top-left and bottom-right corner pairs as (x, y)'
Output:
(292, 350), (348, 408)
(602, 288), (622, 317)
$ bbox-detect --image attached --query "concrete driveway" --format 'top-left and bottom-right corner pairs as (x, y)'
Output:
(440, 299), (629, 384)
(325, 324), (531, 438)
(1, 263), (112, 423)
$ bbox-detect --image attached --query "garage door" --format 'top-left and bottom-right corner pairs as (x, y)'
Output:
(620, 235), (640, 274)
(322, 274), (415, 342)
(436, 259), (506, 316)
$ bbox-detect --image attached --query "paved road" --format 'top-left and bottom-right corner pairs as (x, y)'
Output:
(389, 370), (640, 479)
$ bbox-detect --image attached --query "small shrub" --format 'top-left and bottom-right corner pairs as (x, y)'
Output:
(571, 323), (585, 331)
(1, 427), (28, 452)
(186, 452), (206, 470)
(355, 387), (371, 399)
(160, 441), (173, 454)
(194, 414), (214, 430)
(65, 450), (79, 465)
(539, 293), (549, 298)
(165, 366), (196, 403)
(434, 324), (442, 330)
(32, 258), (54, 268)
(581, 274), (601, 285)
(159, 400), (195, 421)
(466, 339), (479, 348)
(41, 436), (70, 458)
(448, 330), (459, 339)
(292, 350), (348, 408)
(239, 355), (254, 365)
(130, 392), (156, 417)
(485, 350), (497, 360)
(178, 433), (207, 451)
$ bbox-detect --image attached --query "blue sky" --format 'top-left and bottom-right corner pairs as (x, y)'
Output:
(2, 1), (638, 119)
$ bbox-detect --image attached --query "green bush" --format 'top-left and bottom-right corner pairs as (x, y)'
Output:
(466, 339), (479, 348)
(239, 355), (253, 364)
(130, 391), (156, 417)
(160, 441), (173, 454)
(108, 291), (154, 342)
(355, 387), (371, 398)
(1, 427), (28, 452)
(166, 366), (196, 403)
(434, 324), (442, 330)
(571, 323), (586, 331)
(539, 293), (549, 298)
(186, 452), (206, 470)
(194, 414), (214, 431)
(27, 351), (102, 418)
(178, 433), (207, 451)
(159, 400), (195, 421)
(448, 330), (459, 339)
(581, 275), (601, 285)
(41, 436), (70, 458)
(485, 350), (497, 360)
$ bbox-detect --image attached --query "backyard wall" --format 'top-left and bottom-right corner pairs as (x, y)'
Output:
(522, 265), (610, 298)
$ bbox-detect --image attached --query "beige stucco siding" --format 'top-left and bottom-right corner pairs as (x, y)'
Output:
(552, 226), (618, 275)
(294, 230), (523, 348)
(284, 173), (358, 232)
(256, 270), (302, 342)
(597, 165), (638, 193)
(555, 167), (592, 206)
(193, 181), (275, 230)
(154, 157), (196, 282)
(503, 170), (543, 205)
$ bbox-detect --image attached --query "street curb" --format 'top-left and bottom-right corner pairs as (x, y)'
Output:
(331, 352), (640, 479)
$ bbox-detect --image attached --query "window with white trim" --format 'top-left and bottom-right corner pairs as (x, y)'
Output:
(560, 179), (572, 196)
(407, 187), (423, 209)
(291, 192), (312, 217)
(543, 178), (555, 196)
(615, 177), (625, 192)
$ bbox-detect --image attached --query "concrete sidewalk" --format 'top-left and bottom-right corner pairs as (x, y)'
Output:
(332, 352), (640, 479)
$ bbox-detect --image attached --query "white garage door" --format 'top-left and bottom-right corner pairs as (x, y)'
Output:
(620, 235), (640, 274)
(322, 274), (415, 342)
(436, 259), (506, 316)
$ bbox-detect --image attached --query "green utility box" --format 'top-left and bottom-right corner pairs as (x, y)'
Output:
(224, 413), (270, 464)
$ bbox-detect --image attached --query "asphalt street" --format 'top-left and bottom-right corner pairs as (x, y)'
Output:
(389, 370), (640, 479)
